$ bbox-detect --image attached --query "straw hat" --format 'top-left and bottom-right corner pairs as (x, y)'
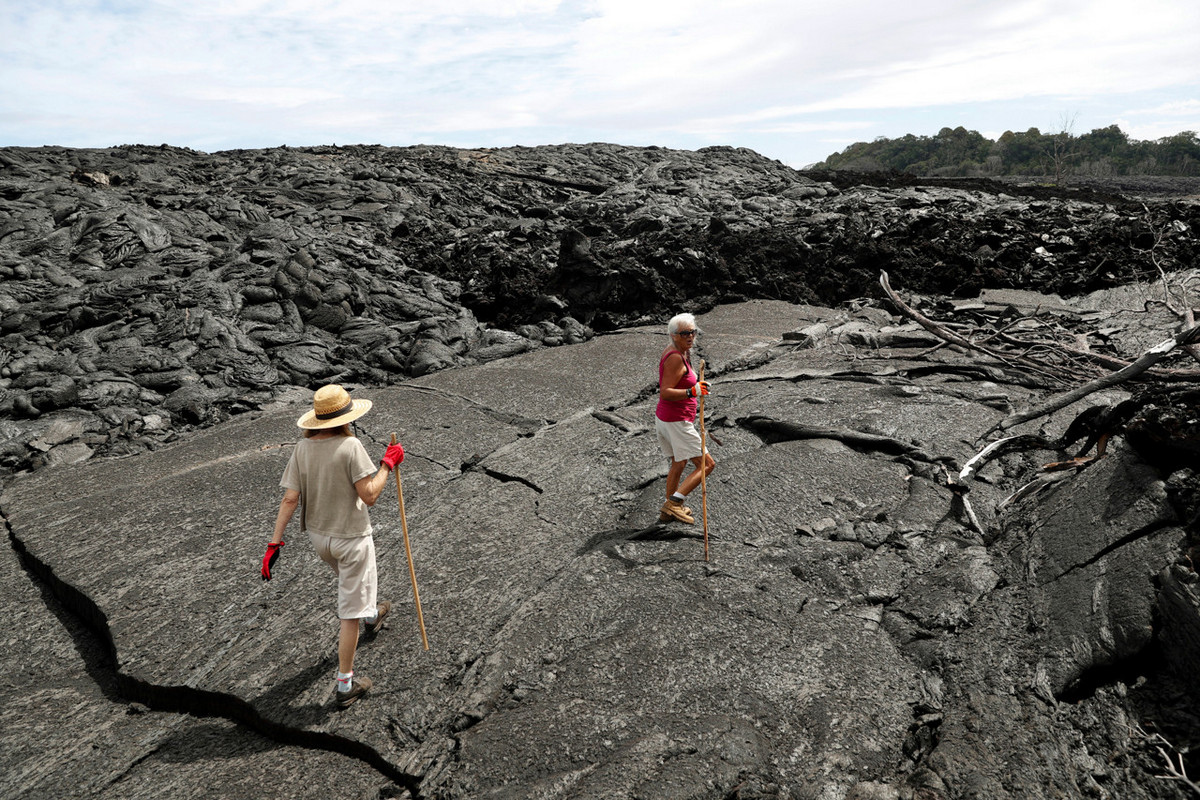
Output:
(296, 384), (373, 429)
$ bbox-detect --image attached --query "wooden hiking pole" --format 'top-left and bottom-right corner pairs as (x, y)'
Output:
(391, 433), (429, 651)
(697, 360), (710, 561)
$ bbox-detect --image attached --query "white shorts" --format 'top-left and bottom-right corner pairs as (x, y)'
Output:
(655, 417), (708, 462)
(309, 532), (378, 619)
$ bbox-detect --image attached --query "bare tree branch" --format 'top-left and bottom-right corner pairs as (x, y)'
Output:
(1062, 345), (1200, 381)
(990, 323), (1200, 433)
(955, 435), (1053, 485)
(878, 271), (981, 351)
(1156, 746), (1200, 797)
(878, 271), (1200, 436)
(878, 272), (1072, 382)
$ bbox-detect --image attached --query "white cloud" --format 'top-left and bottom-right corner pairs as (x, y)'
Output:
(1123, 99), (1200, 118)
(3, 0), (1200, 165)
(191, 87), (345, 108)
(795, 2), (1200, 112)
(1116, 119), (1200, 143)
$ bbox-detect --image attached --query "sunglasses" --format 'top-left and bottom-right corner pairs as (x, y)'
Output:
(675, 329), (697, 337)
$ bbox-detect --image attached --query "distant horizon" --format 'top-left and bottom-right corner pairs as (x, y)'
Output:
(9, 2), (1200, 169)
(9, 120), (1198, 173)
(6, 2), (1199, 169)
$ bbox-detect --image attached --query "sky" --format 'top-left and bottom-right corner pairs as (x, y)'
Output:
(3, 0), (1200, 168)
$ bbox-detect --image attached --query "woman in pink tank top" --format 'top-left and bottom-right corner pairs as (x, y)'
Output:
(654, 313), (715, 524)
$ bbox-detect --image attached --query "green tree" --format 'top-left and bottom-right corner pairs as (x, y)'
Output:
(994, 128), (1044, 173)
(1076, 124), (1129, 175)
(1157, 131), (1200, 175)
(812, 124), (1200, 177)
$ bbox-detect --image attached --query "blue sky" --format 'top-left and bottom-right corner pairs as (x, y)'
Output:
(3, 0), (1199, 168)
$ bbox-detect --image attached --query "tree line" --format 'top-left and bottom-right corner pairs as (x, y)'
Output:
(815, 124), (1200, 179)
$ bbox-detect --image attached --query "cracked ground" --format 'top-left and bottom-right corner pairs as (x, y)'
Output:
(3, 299), (1194, 800)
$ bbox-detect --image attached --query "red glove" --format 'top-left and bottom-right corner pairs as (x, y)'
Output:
(689, 381), (710, 398)
(381, 442), (405, 470)
(261, 541), (284, 580)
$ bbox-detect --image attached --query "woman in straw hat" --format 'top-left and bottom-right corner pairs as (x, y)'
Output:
(261, 384), (405, 708)
(655, 312), (714, 524)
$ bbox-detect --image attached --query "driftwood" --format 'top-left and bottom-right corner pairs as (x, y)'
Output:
(952, 434), (1054, 487)
(878, 272), (1078, 383)
(1062, 346), (1200, 381)
(878, 270), (1200, 529)
(1146, 230), (1200, 369)
(999, 471), (1075, 509)
(989, 324), (1200, 434)
(878, 271), (1200, 437)
(1128, 721), (1200, 798)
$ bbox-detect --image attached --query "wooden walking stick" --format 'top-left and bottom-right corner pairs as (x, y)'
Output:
(391, 433), (429, 651)
(697, 360), (710, 562)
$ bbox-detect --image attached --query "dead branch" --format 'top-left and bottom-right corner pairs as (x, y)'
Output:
(1158, 269), (1200, 367)
(975, 314), (1036, 345)
(1130, 720), (1200, 798)
(989, 323), (1200, 434)
(1063, 346), (1200, 381)
(1155, 746), (1200, 797)
(954, 434), (1054, 487)
(881, 272), (1200, 389)
(880, 272), (1016, 354)
(878, 272), (1077, 383)
(1133, 206), (1200, 368)
(999, 471), (1073, 508)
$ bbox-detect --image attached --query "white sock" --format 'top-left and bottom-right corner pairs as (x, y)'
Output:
(671, 492), (687, 503)
(364, 609), (379, 625)
(336, 670), (353, 693)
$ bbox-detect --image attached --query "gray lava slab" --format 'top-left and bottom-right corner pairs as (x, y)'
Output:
(686, 300), (839, 370)
(408, 327), (665, 422)
(0, 523), (390, 800)
(1010, 445), (1183, 692)
(4, 299), (1189, 799)
(904, 444), (1188, 799)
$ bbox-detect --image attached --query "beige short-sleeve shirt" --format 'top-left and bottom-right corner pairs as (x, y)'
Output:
(281, 435), (376, 538)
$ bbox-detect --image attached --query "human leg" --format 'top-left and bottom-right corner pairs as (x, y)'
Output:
(338, 617), (360, 673)
(326, 534), (379, 705)
(364, 600), (391, 636)
(335, 617), (371, 706)
(657, 419), (702, 523)
(659, 458), (695, 523)
(678, 453), (715, 497)
(665, 458), (688, 498)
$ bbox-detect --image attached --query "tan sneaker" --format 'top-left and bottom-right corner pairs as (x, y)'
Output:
(336, 675), (373, 708)
(657, 502), (694, 521)
(659, 499), (695, 524)
(364, 601), (391, 636)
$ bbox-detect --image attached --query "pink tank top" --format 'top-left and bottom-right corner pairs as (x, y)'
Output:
(656, 348), (698, 422)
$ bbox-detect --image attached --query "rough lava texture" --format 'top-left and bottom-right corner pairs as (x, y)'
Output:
(2, 144), (1200, 800)
(2, 143), (1199, 473)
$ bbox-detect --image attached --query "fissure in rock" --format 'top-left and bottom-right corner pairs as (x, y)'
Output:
(3, 507), (424, 799)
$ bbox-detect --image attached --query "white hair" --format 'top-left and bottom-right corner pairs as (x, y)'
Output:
(667, 313), (696, 335)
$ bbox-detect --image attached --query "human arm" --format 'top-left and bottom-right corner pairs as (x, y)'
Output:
(355, 466), (392, 507)
(354, 441), (404, 506)
(658, 353), (708, 401)
(271, 489), (300, 544)
(320, 434), (395, 508)
(262, 488), (299, 580)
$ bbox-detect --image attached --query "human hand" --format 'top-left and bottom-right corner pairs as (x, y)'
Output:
(689, 381), (710, 398)
(381, 442), (405, 470)
(261, 541), (284, 580)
